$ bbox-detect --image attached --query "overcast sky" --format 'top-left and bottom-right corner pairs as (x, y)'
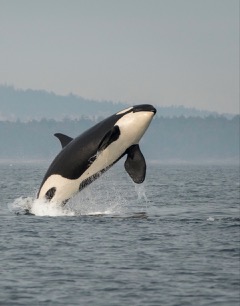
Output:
(0, 0), (239, 114)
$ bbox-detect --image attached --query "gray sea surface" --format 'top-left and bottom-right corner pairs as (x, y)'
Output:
(0, 162), (239, 305)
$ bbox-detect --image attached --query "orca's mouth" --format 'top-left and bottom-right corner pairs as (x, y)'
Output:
(132, 104), (157, 114)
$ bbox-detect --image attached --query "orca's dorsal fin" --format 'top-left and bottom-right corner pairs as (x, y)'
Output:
(124, 144), (146, 183)
(98, 125), (121, 152)
(54, 133), (73, 148)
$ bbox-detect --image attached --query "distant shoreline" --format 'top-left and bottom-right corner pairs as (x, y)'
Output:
(0, 158), (238, 166)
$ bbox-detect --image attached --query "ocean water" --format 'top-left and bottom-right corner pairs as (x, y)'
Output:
(0, 161), (239, 306)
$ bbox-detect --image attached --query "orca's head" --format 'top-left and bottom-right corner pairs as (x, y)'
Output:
(114, 104), (156, 145)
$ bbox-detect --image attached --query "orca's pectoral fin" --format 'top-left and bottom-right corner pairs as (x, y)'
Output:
(124, 144), (146, 184)
(54, 133), (73, 148)
(98, 125), (121, 151)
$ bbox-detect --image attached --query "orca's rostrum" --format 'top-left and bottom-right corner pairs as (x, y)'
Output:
(37, 104), (156, 204)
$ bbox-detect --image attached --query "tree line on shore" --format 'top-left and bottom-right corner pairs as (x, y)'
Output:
(0, 115), (238, 162)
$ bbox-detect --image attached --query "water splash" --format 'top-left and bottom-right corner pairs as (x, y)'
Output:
(8, 196), (33, 215)
(8, 178), (131, 217)
(134, 182), (148, 201)
(8, 169), (148, 217)
(8, 197), (75, 216)
(134, 182), (149, 213)
(66, 181), (128, 216)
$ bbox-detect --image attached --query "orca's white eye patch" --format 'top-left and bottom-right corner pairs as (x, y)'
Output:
(116, 107), (133, 115)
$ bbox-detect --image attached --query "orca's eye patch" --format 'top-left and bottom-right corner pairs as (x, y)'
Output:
(116, 107), (133, 115)
(45, 187), (56, 200)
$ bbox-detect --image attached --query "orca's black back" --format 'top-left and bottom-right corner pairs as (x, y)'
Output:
(38, 114), (120, 192)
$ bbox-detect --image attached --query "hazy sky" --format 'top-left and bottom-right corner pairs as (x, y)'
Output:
(0, 0), (239, 114)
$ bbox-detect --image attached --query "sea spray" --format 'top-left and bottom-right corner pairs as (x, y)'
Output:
(9, 168), (148, 217)
(8, 196), (33, 215)
(134, 182), (149, 212)
(66, 178), (128, 216)
(9, 197), (75, 216)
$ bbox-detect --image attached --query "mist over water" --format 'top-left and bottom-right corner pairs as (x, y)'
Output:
(1, 162), (239, 305)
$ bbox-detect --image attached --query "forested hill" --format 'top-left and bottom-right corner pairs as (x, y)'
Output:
(0, 85), (229, 121)
(0, 115), (238, 162)
(0, 85), (238, 162)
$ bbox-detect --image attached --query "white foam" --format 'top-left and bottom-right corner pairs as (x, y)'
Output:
(8, 168), (147, 217)
(31, 198), (75, 216)
(8, 196), (33, 215)
(207, 217), (215, 221)
(8, 196), (75, 216)
(8, 177), (129, 217)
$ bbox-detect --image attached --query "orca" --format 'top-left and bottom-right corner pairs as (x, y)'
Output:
(37, 104), (156, 204)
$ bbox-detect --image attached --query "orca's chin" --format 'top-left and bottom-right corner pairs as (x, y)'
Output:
(132, 104), (157, 115)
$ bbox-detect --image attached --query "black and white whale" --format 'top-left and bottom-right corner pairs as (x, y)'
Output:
(37, 104), (156, 204)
